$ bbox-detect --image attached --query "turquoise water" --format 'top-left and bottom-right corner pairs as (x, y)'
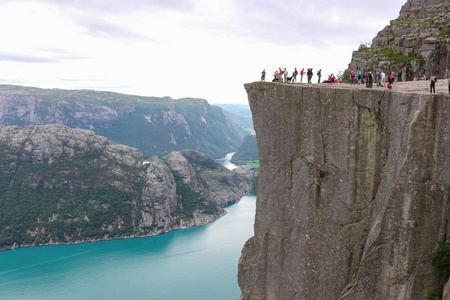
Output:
(0, 195), (256, 300)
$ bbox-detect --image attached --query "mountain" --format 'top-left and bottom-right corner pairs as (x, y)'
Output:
(214, 104), (255, 135)
(238, 82), (450, 299)
(0, 85), (247, 158)
(213, 104), (252, 116)
(230, 135), (259, 167)
(0, 125), (253, 250)
(346, 0), (450, 80)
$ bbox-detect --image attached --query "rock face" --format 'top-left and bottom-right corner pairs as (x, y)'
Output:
(0, 84), (246, 158)
(347, 0), (450, 81)
(238, 82), (450, 299)
(0, 125), (252, 250)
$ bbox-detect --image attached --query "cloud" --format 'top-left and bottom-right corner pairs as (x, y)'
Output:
(75, 18), (158, 41)
(193, 0), (406, 47)
(40, 48), (88, 60)
(57, 78), (104, 82)
(72, 85), (133, 90)
(30, 0), (195, 14)
(0, 78), (29, 84)
(0, 52), (60, 63)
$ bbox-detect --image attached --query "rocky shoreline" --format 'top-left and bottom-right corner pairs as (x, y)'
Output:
(1, 207), (230, 251)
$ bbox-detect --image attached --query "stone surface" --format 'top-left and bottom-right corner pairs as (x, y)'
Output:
(238, 82), (450, 300)
(444, 279), (450, 300)
(347, 0), (450, 80)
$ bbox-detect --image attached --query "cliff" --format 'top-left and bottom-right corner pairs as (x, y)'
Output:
(0, 125), (252, 250)
(347, 0), (450, 80)
(0, 84), (246, 158)
(238, 82), (450, 299)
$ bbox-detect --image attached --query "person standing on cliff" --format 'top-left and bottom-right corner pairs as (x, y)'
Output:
(300, 68), (304, 83)
(350, 71), (356, 85)
(307, 68), (313, 83)
(261, 69), (266, 82)
(284, 68), (288, 83)
(381, 71), (386, 87)
(430, 76), (436, 94)
(317, 69), (321, 83)
(293, 68), (298, 82)
(357, 70), (362, 84)
(367, 72), (373, 88)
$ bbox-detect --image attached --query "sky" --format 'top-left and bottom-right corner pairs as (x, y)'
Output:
(0, 0), (406, 104)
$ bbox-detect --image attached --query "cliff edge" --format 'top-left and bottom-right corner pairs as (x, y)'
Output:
(238, 82), (450, 299)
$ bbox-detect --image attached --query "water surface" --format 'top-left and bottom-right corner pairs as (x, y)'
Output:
(0, 195), (256, 300)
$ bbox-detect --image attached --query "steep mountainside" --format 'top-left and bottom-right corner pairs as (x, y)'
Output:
(347, 0), (450, 80)
(214, 103), (255, 135)
(239, 82), (449, 299)
(0, 125), (252, 250)
(0, 85), (246, 158)
(230, 135), (259, 167)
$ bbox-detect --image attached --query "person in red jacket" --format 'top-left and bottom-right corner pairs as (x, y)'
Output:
(350, 71), (356, 85)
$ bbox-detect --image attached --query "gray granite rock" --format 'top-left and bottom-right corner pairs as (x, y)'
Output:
(238, 82), (450, 300)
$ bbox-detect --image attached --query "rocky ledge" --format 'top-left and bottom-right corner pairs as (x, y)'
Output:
(238, 82), (449, 300)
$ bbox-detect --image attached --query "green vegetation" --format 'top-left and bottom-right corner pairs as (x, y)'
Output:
(438, 24), (450, 37)
(356, 46), (424, 66)
(424, 241), (450, 299)
(425, 288), (441, 300)
(432, 241), (450, 280)
(0, 147), (141, 247)
(231, 135), (259, 167)
(0, 184), (137, 247)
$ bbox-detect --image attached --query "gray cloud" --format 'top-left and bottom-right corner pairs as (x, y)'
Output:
(73, 85), (133, 90)
(0, 52), (60, 63)
(0, 78), (29, 84)
(32, 0), (195, 14)
(198, 0), (406, 47)
(40, 48), (88, 60)
(75, 18), (157, 41)
(57, 78), (104, 82)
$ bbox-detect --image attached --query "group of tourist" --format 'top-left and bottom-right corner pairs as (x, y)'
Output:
(261, 68), (335, 84)
(350, 70), (396, 89)
(261, 68), (450, 94)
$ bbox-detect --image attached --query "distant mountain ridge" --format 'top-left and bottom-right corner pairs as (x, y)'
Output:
(0, 125), (253, 250)
(0, 84), (246, 158)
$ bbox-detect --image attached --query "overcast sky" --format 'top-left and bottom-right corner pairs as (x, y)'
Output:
(0, 0), (406, 104)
